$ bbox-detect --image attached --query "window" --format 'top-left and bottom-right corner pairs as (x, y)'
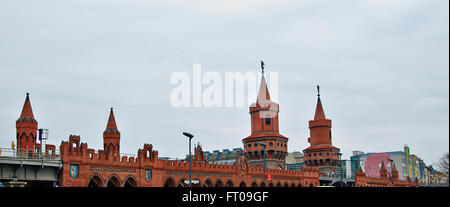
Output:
(329, 130), (332, 140)
(269, 142), (273, 146)
(248, 144), (251, 148)
(265, 115), (271, 125)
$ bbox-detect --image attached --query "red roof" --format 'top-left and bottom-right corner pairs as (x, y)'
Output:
(105, 108), (119, 132)
(256, 73), (271, 105)
(18, 93), (35, 120)
(314, 97), (326, 121)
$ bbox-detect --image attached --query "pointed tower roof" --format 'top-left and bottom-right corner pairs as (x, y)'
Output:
(314, 86), (326, 120)
(104, 107), (119, 133)
(256, 72), (271, 104)
(18, 93), (36, 121)
(380, 160), (386, 170)
(392, 163), (398, 172)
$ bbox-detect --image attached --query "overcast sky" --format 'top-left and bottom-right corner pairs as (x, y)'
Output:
(0, 0), (448, 165)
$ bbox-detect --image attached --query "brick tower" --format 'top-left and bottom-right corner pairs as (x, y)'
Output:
(103, 107), (120, 156)
(242, 65), (288, 169)
(303, 86), (340, 176)
(16, 93), (38, 153)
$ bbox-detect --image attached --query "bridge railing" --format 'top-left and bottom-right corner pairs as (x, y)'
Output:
(0, 148), (60, 160)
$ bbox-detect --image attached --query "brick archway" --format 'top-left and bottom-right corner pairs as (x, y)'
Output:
(87, 173), (104, 187)
(215, 179), (224, 187)
(164, 177), (176, 187)
(177, 178), (186, 187)
(239, 181), (247, 187)
(123, 175), (138, 187)
(106, 174), (121, 187)
(251, 181), (258, 187)
(225, 180), (234, 187)
(203, 179), (213, 187)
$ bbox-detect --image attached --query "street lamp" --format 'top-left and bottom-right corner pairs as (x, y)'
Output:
(257, 142), (267, 186)
(183, 132), (194, 187)
(387, 159), (394, 185)
(337, 152), (343, 187)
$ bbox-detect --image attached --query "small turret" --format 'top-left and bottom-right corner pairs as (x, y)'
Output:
(103, 107), (120, 155)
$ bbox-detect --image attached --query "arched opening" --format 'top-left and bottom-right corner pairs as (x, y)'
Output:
(225, 180), (234, 187)
(291, 183), (296, 187)
(309, 183), (314, 187)
(269, 182), (274, 187)
(239, 181), (246, 187)
(260, 182), (266, 187)
(276, 182), (282, 187)
(283, 182), (289, 187)
(87, 175), (103, 187)
(164, 178), (176, 187)
(107, 176), (121, 187)
(203, 179), (213, 187)
(251, 182), (258, 187)
(298, 183), (302, 187)
(177, 179), (186, 187)
(215, 180), (224, 187)
(123, 176), (137, 187)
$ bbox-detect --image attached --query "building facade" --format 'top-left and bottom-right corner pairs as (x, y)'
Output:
(202, 148), (244, 165)
(285, 151), (305, 171)
(350, 146), (431, 185)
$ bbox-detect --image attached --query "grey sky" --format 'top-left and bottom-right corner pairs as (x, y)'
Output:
(0, 0), (448, 165)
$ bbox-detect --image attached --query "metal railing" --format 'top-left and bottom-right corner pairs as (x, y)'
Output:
(0, 148), (60, 160)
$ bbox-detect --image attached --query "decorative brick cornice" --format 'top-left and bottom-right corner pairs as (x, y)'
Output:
(90, 166), (136, 173)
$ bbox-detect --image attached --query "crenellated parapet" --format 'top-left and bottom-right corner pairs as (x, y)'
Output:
(60, 135), (140, 168)
(354, 168), (418, 187)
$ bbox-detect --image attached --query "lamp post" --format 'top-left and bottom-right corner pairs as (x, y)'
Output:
(257, 142), (267, 186)
(183, 132), (194, 187)
(337, 152), (343, 187)
(388, 159), (394, 185)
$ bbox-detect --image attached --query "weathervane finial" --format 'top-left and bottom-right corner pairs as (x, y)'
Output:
(317, 85), (320, 97)
(260, 60), (265, 73)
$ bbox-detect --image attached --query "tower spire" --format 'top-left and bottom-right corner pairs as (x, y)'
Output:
(103, 107), (120, 155)
(105, 107), (119, 133)
(19, 92), (35, 121)
(314, 86), (326, 121)
(256, 73), (271, 104)
(16, 92), (38, 150)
